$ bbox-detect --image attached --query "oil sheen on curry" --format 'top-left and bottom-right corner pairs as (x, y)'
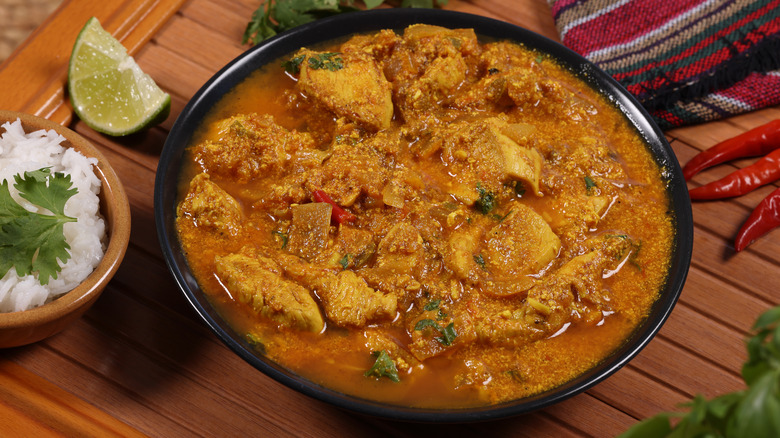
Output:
(176, 25), (675, 408)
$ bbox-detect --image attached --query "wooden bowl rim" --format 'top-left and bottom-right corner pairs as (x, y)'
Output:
(0, 110), (130, 329)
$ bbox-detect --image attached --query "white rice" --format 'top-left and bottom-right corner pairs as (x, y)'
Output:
(0, 119), (106, 313)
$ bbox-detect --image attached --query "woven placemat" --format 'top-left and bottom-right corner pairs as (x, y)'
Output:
(0, 0), (62, 63)
(549, 0), (780, 130)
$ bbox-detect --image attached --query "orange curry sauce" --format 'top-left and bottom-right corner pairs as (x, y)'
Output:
(176, 25), (674, 408)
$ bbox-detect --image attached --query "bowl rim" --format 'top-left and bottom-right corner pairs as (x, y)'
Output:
(155, 8), (693, 422)
(0, 110), (131, 330)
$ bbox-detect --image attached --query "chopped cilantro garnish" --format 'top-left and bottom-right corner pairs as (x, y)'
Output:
(282, 55), (305, 74)
(475, 183), (496, 214)
(438, 322), (457, 346)
(584, 175), (597, 194)
(414, 318), (440, 332)
(282, 52), (344, 73)
(338, 253), (351, 270)
(414, 318), (458, 346)
(473, 254), (487, 270)
(423, 299), (441, 311)
(423, 299), (448, 320)
(272, 230), (288, 249)
(0, 168), (78, 285)
(308, 52), (344, 71)
(365, 350), (400, 382)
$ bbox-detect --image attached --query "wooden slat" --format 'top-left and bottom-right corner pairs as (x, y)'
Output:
(0, 0), (189, 123)
(2, 0), (779, 435)
(0, 359), (144, 437)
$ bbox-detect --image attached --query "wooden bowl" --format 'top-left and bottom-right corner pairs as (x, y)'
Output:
(0, 110), (131, 348)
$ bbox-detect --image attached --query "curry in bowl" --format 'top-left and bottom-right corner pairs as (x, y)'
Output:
(174, 24), (675, 408)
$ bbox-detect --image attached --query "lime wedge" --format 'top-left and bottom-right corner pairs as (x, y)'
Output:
(68, 17), (170, 136)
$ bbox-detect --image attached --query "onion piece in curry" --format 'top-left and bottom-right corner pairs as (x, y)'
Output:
(176, 25), (674, 408)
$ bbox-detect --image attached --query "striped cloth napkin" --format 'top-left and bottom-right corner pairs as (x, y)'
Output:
(548, 0), (780, 130)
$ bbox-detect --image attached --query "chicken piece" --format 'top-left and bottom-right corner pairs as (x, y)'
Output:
(287, 202), (332, 262)
(505, 69), (601, 126)
(406, 298), (478, 361)
(276, 254), (397, 327)
(388, 25), (477, 122)
(487, 119), (543, 196)
(214, 253), (324, 332)
(297, 49), (393, 131)
(429, 118), (545, 203)
(479, 40), (540, 76)
(435, 121), (507, 201)
(444, 226), (482, 284)
(320, 271), (397, 327)
(310, 142), (388, 206)
(177, 173), (242, 236)
(402, 25), (479, 54)
(476, 235), (633, 346)
(483, 203), (561, 281)
(449, 40), (539, 111)
(586, 195), (611, 227)
(357, 222), (427, 296)
(336, 225), (376, 269)
(192, 114), (316, 183)
(341, 29), (401, 61)
(375, 222), (425, 274)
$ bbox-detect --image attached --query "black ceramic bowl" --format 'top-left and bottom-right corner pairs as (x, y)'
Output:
(155, 9), (693, 422)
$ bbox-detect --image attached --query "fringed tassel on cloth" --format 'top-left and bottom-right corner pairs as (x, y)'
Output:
(548, 0), (780, 130)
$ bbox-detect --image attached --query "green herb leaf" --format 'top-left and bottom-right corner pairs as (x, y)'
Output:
(365, 350), (400, 382)
(437, 322), (457, 346)
(423, 299), (448, 320)
(584, 175), (597, 194)
(619, 306), (780, 438)
(272, 230), (289, 249)
(423, 299), (441, 311)
(242, 0), (277, 45)
(414, 318), (457, 346)
(475, 183), (496, 214)
(473, 253), (487, 270)
(243, 1), (448, 45)
(414, 318), (440, 332)
(308, 52), (344, 71)
(728, 371), (780, 437)
(338, 253), (351, 270)
(274, 0), (340, 32)
(0, 168), (78, 285)
(282, 55), (305, 74)
(619, 414), (673, 438)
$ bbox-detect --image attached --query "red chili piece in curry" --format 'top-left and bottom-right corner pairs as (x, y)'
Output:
(176, 25), (675, 408)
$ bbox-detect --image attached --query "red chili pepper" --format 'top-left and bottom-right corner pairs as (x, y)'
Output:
(311, 189), (356, 224)
(735, 187), (780, 251)
(683, 119), (780, 180)
(688, 148), (780, 200)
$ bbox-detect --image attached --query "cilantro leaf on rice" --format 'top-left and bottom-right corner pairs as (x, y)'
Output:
(0, 168), (78, 285)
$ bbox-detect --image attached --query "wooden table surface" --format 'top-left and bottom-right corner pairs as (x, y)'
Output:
(1, 0), (778, 436)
